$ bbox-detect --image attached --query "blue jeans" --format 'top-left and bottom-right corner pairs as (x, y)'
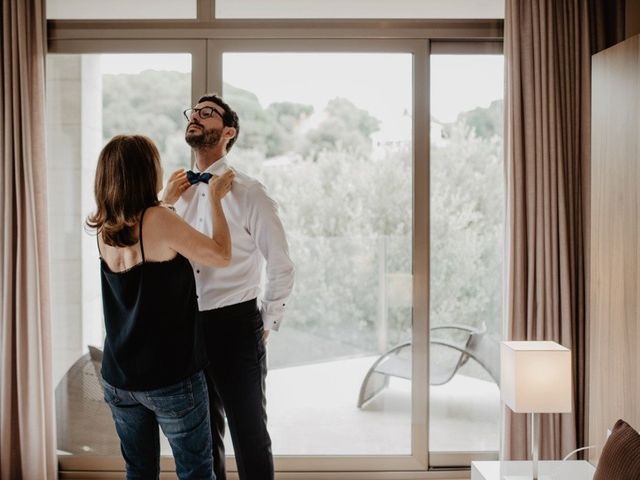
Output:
(103, 371), (214, 480)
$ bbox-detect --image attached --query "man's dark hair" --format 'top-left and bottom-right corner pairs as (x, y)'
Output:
(198, 93), (240, 152)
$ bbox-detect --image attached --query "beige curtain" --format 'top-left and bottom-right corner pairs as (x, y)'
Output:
(0, 1), (57, 479)
(504, 0), (624, 461)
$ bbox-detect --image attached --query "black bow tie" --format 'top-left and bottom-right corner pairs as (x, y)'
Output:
(187, 170), (213, 184)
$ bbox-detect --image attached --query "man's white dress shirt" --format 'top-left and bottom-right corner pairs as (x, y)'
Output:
(175, 157), (295, 330)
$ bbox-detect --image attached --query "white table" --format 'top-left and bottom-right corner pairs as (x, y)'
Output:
(471, 460), (595, 480)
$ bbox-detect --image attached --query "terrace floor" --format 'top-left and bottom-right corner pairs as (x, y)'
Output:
(57, 354), (500, 457)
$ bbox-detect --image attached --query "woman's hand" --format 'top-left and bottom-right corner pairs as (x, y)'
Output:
(210, 169), (235, 200)
(162, 169), (191, 205)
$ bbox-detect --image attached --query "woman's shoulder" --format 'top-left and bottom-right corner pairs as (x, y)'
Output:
(141, 205), (183, 234)
(144, 204), (178, 220)
(139, 205), (183, 259)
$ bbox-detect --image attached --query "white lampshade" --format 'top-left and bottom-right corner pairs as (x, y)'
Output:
(500, 341), (572, 413)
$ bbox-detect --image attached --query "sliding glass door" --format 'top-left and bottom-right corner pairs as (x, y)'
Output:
(428, 51), (504, 465)
(47, 38), (503, 476)
(46, 45), (204, 471)
(221, 51), (413, 457)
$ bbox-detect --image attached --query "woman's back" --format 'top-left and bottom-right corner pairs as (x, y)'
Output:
(99, 206), (181, 271)
(99, 207), (206, 391)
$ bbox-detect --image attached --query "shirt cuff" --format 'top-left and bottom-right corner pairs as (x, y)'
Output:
(174, 196), (187, 216)
(261, 302), (287, 331)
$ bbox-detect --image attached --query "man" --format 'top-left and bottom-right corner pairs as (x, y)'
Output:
(163, 93), (295, 480)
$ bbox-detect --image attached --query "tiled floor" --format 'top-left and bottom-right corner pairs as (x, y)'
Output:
(57, 355), (500, 457)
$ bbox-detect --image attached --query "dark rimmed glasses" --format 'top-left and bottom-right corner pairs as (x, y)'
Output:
(183, 106), (225, 122)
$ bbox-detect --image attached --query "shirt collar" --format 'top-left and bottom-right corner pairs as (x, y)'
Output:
(195, 156), (228, 175)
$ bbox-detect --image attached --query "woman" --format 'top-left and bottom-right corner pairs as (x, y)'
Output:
(86, 134), (234, 479)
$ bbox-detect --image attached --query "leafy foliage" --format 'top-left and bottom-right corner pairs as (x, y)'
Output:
(301, 98), (380, 160)
(102, 70), (191, 174)
(453, 99), (504, 141)
(102, 70), (504, 364)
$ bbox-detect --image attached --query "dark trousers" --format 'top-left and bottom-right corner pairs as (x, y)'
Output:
(199, 299), (274, 480)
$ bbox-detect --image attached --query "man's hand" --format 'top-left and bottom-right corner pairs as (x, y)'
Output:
(262, 329), (270, 344)
(162, 169), (191, 205)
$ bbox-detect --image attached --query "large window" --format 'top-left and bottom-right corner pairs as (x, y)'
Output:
(224, 52), (413, 455)
(428, 54), (504, 454)
(46, 9), (504, 475)
(46, 0), (196, 19)
(47, 53), (192, 457)
(215, 0), (504, 19)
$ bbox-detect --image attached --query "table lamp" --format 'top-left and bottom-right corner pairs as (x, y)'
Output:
(500, 341), (572, 479)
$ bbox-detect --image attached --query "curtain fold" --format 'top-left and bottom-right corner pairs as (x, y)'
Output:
(0, 1), (56, 479)
(504, 0), (625, 461)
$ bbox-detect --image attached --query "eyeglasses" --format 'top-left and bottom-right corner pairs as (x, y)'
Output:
(183, 106), (225, 122)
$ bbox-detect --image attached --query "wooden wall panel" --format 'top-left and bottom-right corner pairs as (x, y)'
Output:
(589, 34), (640, 463)
(627, 0), (640, 39)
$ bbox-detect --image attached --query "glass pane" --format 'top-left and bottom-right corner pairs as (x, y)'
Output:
(428, 54), (504, 453)
(46, 53), (191, 456)
(223, 52), (413, 455)
(216, 0), (504, 19)
(47, 0), (196, 19)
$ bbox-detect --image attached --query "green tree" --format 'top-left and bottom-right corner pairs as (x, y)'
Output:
(224, 84), (315, 157)
(429, 121), (503, 336)
(301, 97), (380, 160)
(228, 92), (503, 357)
(266, 102), (314, 131)
(102, 70), (191, 174)
(101, 71), (503, 363)
(453, 99), (503, 141)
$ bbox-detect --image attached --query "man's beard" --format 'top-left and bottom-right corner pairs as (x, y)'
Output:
(185, 124), (223, 148)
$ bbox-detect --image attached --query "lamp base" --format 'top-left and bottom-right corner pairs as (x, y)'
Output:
(531, 412), (540, 480)
(502, 476), (552, 480)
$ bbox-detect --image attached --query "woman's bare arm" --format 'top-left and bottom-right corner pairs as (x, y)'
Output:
(155, 169), (235, 267)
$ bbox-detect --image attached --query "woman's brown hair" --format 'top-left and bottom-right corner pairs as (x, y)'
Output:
(86, 135), (161, 247)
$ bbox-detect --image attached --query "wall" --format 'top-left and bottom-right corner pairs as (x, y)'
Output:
(588, 33), (640, 463)
(627, 0), (640, 39)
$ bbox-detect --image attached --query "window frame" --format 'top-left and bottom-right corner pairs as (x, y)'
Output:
(48, 16), (503, 479)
